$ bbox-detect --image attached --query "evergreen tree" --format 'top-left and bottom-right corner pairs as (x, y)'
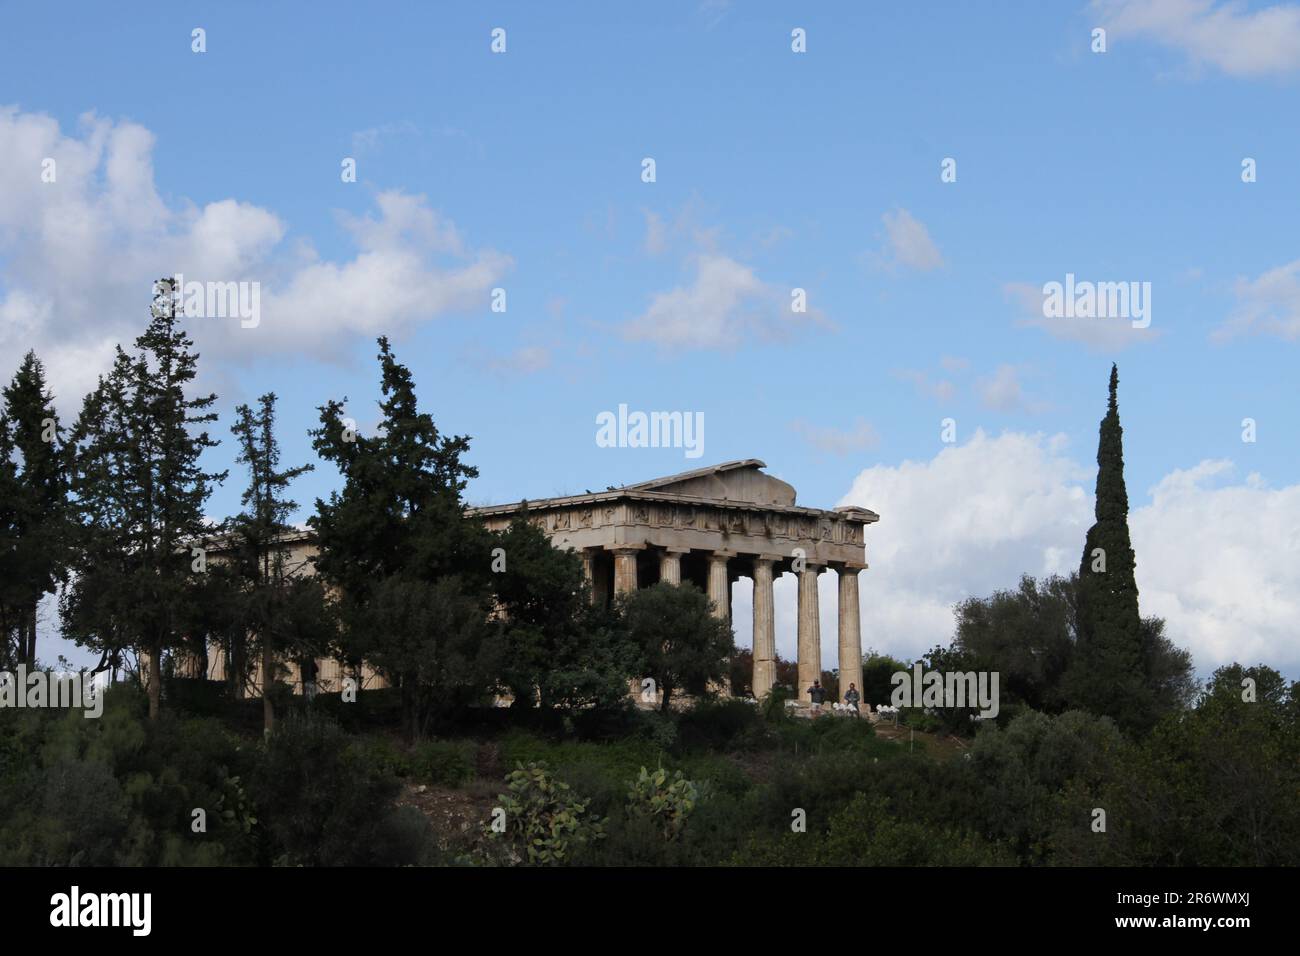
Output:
(229, 393), (326, 733)
(492, 508), (636, 713)
(62, 280), (225, 719)
(1067, 364), (1153, 732)
(0, 352), (69, 666)
(309, 336), (496, 737)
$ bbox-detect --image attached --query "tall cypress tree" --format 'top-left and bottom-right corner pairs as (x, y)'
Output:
(1069, 364), (1153, 732)
(63, 280), (225, 719)
(0, 352), (68, 666)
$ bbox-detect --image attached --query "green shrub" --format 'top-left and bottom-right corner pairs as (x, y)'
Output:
(349, 735), (413, 778)
(677, 698), (762, 752)
(487, 761), (603, 865)
(626, 767), (698, 841)
(411, 739), (476, 787)
(761, 685), (796, 723)
(251, 715), (419, 866)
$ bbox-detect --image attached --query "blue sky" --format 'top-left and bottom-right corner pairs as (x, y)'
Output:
(3, 1), (1298, 679)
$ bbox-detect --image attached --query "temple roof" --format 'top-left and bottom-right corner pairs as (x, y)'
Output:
(467, 460), (879, 524)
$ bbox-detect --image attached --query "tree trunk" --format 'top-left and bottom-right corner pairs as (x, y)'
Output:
(146, 640), (162, 720)
(400, 672), (418, 742)
(230, 632), (246, 700)
(26, 603), (37, 665)
(262, 641), (276, 735)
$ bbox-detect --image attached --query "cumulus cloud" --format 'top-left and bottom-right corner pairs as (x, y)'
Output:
(0, 106), (511, 409)
(1093, 0), (1300, 77)
(1130, 460), (1300, 672)
(876, 208), (944, 272)
(806, 430), (1300, 680)
(622, 253), (821, 350)
(1214, 258), (1300, 341)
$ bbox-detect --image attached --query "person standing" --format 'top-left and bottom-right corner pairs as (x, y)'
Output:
(843, 682), (861, 717)
(808, 680), (826, 715)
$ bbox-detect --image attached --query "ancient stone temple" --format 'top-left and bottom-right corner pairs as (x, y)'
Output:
(469, 460), (879, 702)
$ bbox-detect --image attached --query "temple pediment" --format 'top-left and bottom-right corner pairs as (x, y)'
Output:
(623, 459), (797, 507)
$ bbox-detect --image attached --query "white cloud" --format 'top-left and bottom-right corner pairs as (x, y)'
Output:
(1214, 258), (1300, 341)
(622, 253), (820, 350)
(1093, 0), (1300, 77)
(0, 106), (511, 408)
(1130, 459), (1300, 672)
(877, 208), (944, 272)
(976, 363), (1047, 413)
(812, 430), (1300, 680)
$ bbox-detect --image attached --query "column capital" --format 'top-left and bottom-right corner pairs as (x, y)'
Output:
(608, 543), (646, 554)
(708, 549), (737, 562)
(833, 561), (866, 574)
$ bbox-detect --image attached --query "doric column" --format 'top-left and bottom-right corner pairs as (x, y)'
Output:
(659, 549), (685, 586)
(612, 547), (641, 595)
(797, 564), (823, 702)
(837, 565), (864, 710)
(707, 551), (733, 622)
(752, 557), (777, 699)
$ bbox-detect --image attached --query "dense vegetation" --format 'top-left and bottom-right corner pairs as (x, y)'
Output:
(1, 287), (1295, 866)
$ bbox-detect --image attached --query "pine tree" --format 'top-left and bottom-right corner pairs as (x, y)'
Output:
(309, 336), (496, 738)
(0, 352), (69, 666)
(1069, 364), (1154, 732)
(228, 393), (324, 733)
(62, 280), (225, 719)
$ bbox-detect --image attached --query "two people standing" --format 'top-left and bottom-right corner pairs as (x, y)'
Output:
(805, 679), (861, 717)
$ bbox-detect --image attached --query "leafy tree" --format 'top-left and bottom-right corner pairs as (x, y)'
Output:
(728, 648), (753, 698)
(620, 582), (735, 713)
(366, 574), (499, 734)
(860, 649), (910, 712)
(952, 574), (1075, 713)
(953, 573), (1193, 723)
(309, 336), (495, 737)
(62, 281), (225, 719)
(0, 351), (69, 666)
(1053, 665), (1300, 866)
(491, 509), (636, 713)
(1066, 365), (1153, 732)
